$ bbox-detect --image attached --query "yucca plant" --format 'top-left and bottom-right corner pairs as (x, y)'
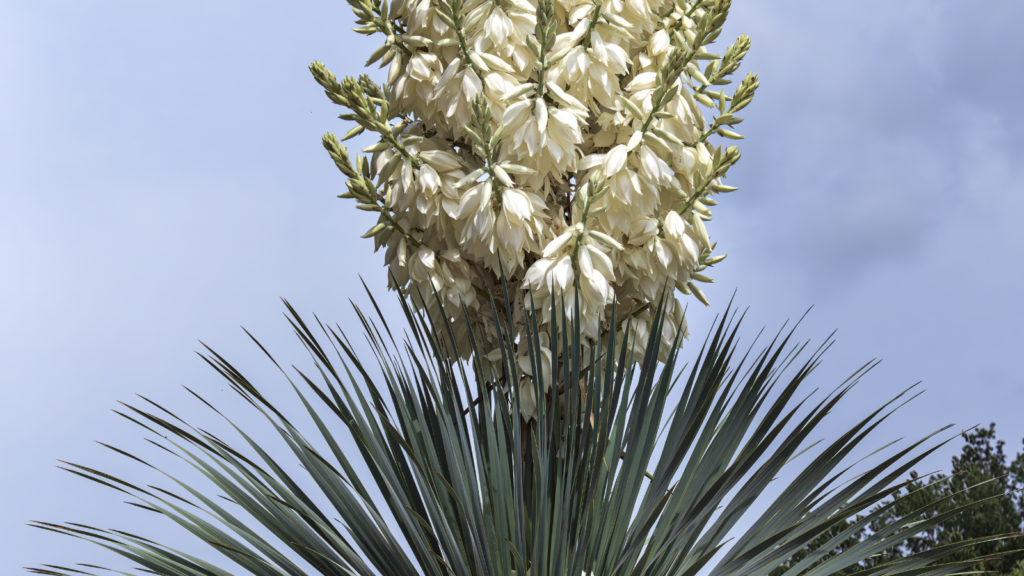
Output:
(28, 285), (1018, 576)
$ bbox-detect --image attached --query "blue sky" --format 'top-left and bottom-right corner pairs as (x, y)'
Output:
(4, 0), (1023, 572)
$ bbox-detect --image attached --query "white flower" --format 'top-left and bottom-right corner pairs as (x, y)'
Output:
(617, 296), (689, 363)
(502, 187), (533, 223)
(430, 63), (486, 136)
(542, 229), (575, 257)
(649, 29), (671, 55)
(604, 144), (628, 176)
(408, 245), (436, 283)
(518, 377), (540, 421)
(523, 253), (574, 295)
(516, 332), (553, 384)
(380, 139), (465, 231)
(557, 31), (629, 108)
(457, 180), (496, 251)
(637, 145), (674, 186)
(432, 249), (477, 306)
(578, 243), (614, 312)
(495, 187), (546, 273)
(502, 98), (586, 184)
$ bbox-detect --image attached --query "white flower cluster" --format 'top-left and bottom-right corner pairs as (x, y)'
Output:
(312, 0), (757, 419)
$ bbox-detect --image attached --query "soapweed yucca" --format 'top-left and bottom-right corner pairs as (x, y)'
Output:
(28, 287), (1013, 576)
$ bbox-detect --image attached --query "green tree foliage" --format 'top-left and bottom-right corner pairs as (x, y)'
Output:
(766, 517), (867, 576)
(870, 425), (1024, 574)
(1010, 557), (1024, 576)
(771, 425), (1024, 576)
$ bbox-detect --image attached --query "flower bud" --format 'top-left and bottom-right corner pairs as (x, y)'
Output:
(362, 222), (387, 238)
(493, 165), (514, 187)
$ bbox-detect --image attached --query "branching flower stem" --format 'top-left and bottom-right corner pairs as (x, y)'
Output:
(379, 22), (412, 57)
(636, 3), (730, 143)
(582, 0), (605, 48)
(456, 28), (483, 77)
(383, 211), (422, 247)
(532, 0), (556, 99)
(678, 146), (740, 215)
(436, 0), (485, 77)
(323, 132), (422, 248)
(388, 133), (421, 168)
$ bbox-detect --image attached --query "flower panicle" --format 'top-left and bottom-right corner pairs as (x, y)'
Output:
(309, 0), (760, 372)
